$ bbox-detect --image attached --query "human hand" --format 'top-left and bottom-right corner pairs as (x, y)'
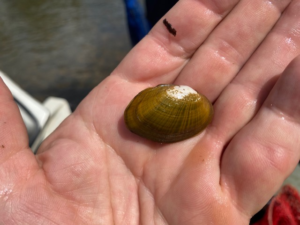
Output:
(1, 0), (300, 224)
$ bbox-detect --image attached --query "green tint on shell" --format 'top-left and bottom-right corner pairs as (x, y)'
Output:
(124, 84), (213, 143)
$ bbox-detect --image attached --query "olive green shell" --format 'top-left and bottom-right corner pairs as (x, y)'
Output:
(124, 84), (213, 143)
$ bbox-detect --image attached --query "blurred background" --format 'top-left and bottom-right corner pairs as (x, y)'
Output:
(0, 0), (177, 110)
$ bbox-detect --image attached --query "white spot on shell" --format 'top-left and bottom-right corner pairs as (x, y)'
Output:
(166, 85), (198, 99)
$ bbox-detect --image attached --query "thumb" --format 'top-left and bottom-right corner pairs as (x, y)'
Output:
(0, 76), (29, 164)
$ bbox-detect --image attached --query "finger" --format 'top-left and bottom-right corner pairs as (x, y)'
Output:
(113, 0), (239, 85)
(221, 55), (300, 216)
(0, 77), (29, 164)
(210, 0), (300, 147)
(175, 0), (291, 99)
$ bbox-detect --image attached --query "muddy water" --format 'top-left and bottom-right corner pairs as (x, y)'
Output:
(0, 0), (133, 109)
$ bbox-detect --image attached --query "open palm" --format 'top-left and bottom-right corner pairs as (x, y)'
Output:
(2, 0), (300, 224)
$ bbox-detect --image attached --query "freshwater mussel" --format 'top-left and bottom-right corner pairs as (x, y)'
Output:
(124, 84), (213, 143)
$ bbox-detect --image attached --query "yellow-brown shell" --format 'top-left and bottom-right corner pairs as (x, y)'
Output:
(124, 84), (213, 143)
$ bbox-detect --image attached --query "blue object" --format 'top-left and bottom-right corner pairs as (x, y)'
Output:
(123, 0), (150, 46)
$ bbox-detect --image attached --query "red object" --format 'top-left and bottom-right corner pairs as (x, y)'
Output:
(252, 185), (300, 225)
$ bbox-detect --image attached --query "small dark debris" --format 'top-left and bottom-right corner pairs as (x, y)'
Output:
(1, 145), (4, 148)
(163, 18), (176, 36)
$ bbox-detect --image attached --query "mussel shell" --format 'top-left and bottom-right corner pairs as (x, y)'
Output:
(124, 84), (213, 143)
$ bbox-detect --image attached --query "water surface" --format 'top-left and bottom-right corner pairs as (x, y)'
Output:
(0, 0), (131, 109)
